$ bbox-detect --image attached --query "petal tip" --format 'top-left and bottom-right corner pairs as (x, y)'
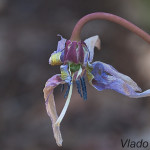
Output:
(53, 124), (63, 147)
(84, 35), (101, 62)
(56, 140), (63, 147)
(94, 35), (101, 50)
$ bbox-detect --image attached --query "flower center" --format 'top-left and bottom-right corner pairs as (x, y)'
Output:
(69, 62), (81, 73)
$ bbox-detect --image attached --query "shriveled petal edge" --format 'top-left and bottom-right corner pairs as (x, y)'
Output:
(99, 61), (142, 92)
(56, 34), (67, 52)
(43, 74), (65, 146)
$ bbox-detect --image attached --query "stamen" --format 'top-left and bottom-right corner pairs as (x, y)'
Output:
(80, 77), (87, 100)
(61, 84), (64, 92)
(64, 84), (70, 98)
(76, 80), (82, 97)
(55, 82), (73, 126)
(75, 66), (83, 98)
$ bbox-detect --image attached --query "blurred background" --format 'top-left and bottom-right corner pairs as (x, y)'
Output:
(0, 0), (150, 150)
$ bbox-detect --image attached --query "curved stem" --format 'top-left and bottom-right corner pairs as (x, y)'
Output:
(70, 12), (150, 43)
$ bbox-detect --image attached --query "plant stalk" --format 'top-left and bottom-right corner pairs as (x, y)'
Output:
(70, 12), (150, 43)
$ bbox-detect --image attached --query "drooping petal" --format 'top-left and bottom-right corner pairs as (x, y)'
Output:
(88, 61), (150, 98)
(99, 62), (142, 92)
(84, 35), (101, 62)
(43, 74), (65, 146)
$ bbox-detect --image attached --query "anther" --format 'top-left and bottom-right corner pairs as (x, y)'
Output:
(61, 84), (64, 92)
(76, 80), (82, 97)
(80, 77), (87, 100)
(64, 84), (70, 98)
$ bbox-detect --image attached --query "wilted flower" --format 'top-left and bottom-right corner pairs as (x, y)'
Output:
(43, 11), (150, 146)
(43, 34), (150, 146)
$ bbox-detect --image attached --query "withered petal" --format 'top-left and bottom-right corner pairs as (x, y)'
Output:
(43, 74), (65, 146)
(57, 34), (66, 52)
(84, 35), (101, 62)
(90, 61), (150, 98)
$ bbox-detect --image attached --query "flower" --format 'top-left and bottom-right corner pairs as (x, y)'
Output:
(43, 35), (150, 146)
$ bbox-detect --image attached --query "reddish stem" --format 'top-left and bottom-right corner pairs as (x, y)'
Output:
(70, 12), (150, 43)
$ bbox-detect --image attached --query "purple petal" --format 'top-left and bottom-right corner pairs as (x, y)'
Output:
(43, 74), (65, 146)
(49, 35), (66, 65)
(64, 40), (78, 63)
(77, 41), (84, 63)
(84, 35), (100, 62)
(90, 61), (150, 98)
(56, 34), (66, 52)
(97, 62), (141, 92)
